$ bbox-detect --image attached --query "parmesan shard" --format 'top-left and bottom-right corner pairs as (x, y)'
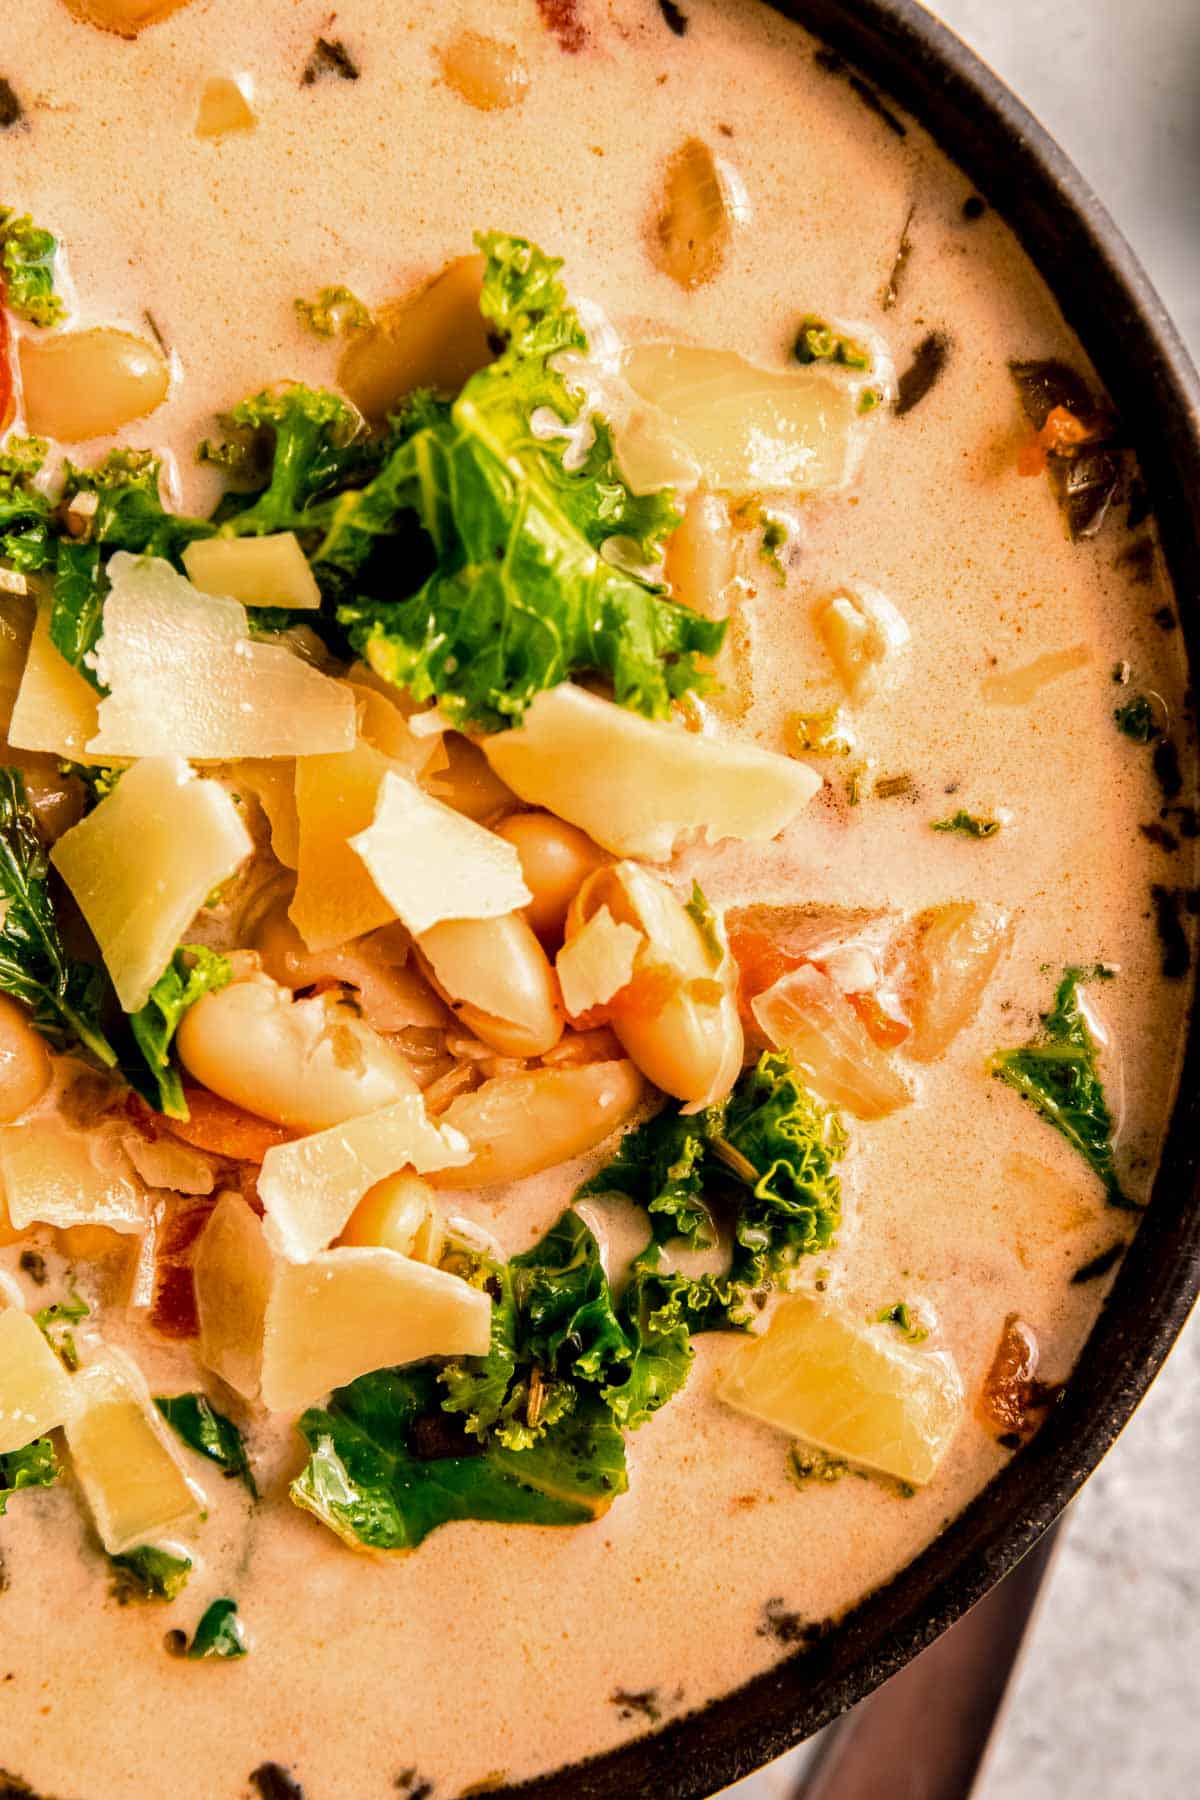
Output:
(258, 1094), (470, 1262)
(7, 604), (106, 762)
(86, 553), (355, 760)
(0, 1112), (150, 1234)
(0, 1308), (76, 1454)
(65, 1351), (204, 1554)
(555, 906), (643, 1018)
(182, 531), (321, 611)
(349, 770), (531, 937)
(483, 684), (821, 861)
(259, 1246), (491, 1414)
(194, 1193), (272, 1401)
(50, 756), (254, 1012)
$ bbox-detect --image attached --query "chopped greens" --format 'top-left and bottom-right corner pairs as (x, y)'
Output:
(129, 948), (233, 1121)
(0, 207), (65, 327)
(1114, 694), (1159, 742)
(0, 1436), (58, 1514)
(0, 768), (116, 1066)
(110, 1545), (193, 1603)
(187, 1597), (248, 1660)
(786, 707), (854, 757)
(34, 1288), (89, 1372)
(991, 965), (1133, 1209)
(684, 881), (724, 967)
(793, 314), (871, 371)
(0, 435), (54, 573)
(931, 809), (1000, 839)
(155, 1393), (257, 1498)
(294, 285), (371, 337)
(876, 1300), (928, 1343)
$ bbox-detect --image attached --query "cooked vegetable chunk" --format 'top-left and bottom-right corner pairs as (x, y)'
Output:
(66, 1353), (203, 1554)
(0, 1306), (75, 1453)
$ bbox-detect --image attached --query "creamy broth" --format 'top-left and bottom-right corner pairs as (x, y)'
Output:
(0, 1), (1195, 1796)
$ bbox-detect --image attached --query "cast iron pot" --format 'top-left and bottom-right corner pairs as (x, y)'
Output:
(499, 3), (1200, 1795)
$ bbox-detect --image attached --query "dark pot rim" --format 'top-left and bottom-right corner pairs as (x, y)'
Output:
(494, 4), (1200, 1797)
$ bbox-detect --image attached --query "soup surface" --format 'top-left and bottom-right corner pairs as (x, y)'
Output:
(0, 2), (1195, 1796)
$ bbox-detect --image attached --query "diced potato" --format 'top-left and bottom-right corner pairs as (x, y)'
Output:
(259, 1247), (491, 1414)
(0, 1308), (75, 1454)
(429, 1061), (645, 1189)
(0, 1111), (149, 1233)
(482, 684), (820, 862)
(66, 1352), (203, 1553)
(338, 256), (492, 422)
(751, 963), (913, 1118)
(7, 604), (105, 762)
(87, 554), (356, 760)
(20, 330), (169, 442)
(349, 770), (531, 938)
(904, 903), (1012, 1062)
(290, 738), (398, 951)
(621, 344), (861, 496)
(182, 533), (318, 610)
(258, 1093), (469, 1262)
(556, 906), (643, 1018)
(718, 1294), (964, 1486)
(815, 584), (910, 701)
(50, 756), (253, 1011)
(193, 1193), (272, 1400)
(193, 74), (257, 139)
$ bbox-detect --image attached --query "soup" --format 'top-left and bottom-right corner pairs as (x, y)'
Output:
(0, 2), (1193, 1796)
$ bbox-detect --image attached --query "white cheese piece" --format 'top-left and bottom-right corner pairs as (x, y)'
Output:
(555, 905), (643, 1018)
(0, 1308), (76, 1454)
(50, 755), (253, 1012)
(0, 1112), (149, 1233)
(258, 1093), (469, 1262)
(7, 604), (106, 763)
(259, 1246), (491, 1414)
(349, 769), (531, 936)
(65, 1351), (204, 1554)
(86, 553), (355, 759)
(193, 1193), (273, 1401)
(483, 684), (821, 861)
(182, 531), (322, 610)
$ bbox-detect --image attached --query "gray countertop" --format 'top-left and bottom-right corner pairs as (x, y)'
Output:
(730, 3), (1200, 1794)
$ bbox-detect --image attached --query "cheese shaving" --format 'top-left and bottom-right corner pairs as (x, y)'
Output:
(7, 603), (106, 763)
(556, 905), (643, 1018)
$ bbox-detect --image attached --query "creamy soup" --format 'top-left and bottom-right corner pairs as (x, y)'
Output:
(0, 2), (1194, 1797)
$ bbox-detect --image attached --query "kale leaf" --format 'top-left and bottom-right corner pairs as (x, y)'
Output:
(34, 1288), (88, 1371)
(0, 208), (65, 326)
(0, 435), (54, 573)
(991, 965), (1132, 1208)
(0, 1436), (58, 1514)
(129, 948), (233, 1121)
(187, 1597), (247, 1659)
(155, 1392), (257, 1497)
(931, 809), (1000, 839)
(0, 767), (115, 1065)
(110, 1544), (193, 1603)
(1113, 694), (1158, 743)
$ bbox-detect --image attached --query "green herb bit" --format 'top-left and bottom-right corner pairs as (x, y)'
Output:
(129, 948), (233, 1121)
(0, 207), (66, 327)
(110, 1545), (193, 1604)
(991, 964), (1132, 1209)
(1114, 694), (1159, 743)
(857, 387), (883, 414)
(684, 881), (724, 968)
(34, 1288), (89, 1371)
(155, 1393), (257, 1497)
(876, 1300), (928, 1343)
(931, 809), (1000, 839)
(0, 1436), (58, 1514)
(793, 314), (871, 371)
(759, 514), (788, 582)
(787, 707), (854, 758)
(187, 1597), (247, 1660)
(294, 285), (372, 338)
(788, 1445), (849, 1486)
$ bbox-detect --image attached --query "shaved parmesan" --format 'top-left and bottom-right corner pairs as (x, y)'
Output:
(556, 905), (643, 1018)
(0, 1111), (149, 1233)
(348, 681), (441, 776)
(483, 684), (821, 861)
(65, 1351), (203, 1554)
(194, 1193), (272, 1400)
(51, 756), (253, 1012)
(182, 532), (321, 611)
(86, 553), (355, 760)
(259, 1246), (491, 1414)
(258, 1094), (469, 1262)
(0, 1308), (75, 1454)
(349, 771), (531, 937)
(7, 604), (105, 762)
(290, 738), (398, 951)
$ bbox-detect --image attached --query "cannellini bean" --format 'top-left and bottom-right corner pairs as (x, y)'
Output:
(428, 1060), (645, 1189)
(0, 994), (51, 1124)
(567, 863), (743, 1106)
(650, 138), (733, 290)
(20, 329), (169, 441)
(338, 256), (492, 422)
(63, 0), (193, 35)
(493, 811), (607, 944)
(416, 913), (564, 1058)
(338, 1170), (444, 1262)
(175, 974), (419, 1132)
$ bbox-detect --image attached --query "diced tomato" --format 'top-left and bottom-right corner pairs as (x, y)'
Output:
(727, 925), (806, 1007)
(847, 989), (912, 1049)
(1017, 404), (1096, 479)
(164, 1087), (294, 1164)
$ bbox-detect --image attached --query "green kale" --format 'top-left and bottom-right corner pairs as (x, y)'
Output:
(0, 768), (115, 1066)
(187, 1597), (247, 1660)
(930, 809), (1001, 839)
(294, 285), (371, 337)
(34, 1288), (88, 1372)
(876, 1300), (928, 1342)
(0, 208), (65, 326)
(0, 1436), (58, 1514)
(129, 948), (233, 1120)
(759, 514), (788, 582)
(1114, 694), (1158, 743)
(155, 1392), (257, 1497)
(683, 881), (723, 968)
(337, 232), (723, 730)
(794, 314), (871, 371)
(0, 436), (54, 573)
(991, 965), (1132, 1208)
(199, 384), (370, 539)
(110, 1544), (193, 1603)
